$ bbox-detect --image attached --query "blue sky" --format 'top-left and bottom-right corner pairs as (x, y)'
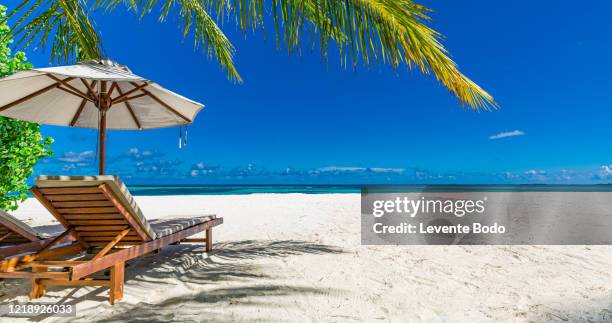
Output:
(14, 0), (612, 184)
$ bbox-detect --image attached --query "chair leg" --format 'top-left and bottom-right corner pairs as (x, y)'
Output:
(109, 262), (125, 305)
(205, 228), (213, 252)
(29, 267), (47, 299)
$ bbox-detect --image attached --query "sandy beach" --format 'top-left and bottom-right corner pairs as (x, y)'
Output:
(2, 193), (612, 322)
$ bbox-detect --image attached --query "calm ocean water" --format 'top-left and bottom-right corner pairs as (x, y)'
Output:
(124, 185), (612, 196)
(127, 185), (360, 195)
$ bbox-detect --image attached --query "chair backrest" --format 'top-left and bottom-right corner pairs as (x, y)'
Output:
(33, 175), (156, 247)
(0, 211), (40, 246)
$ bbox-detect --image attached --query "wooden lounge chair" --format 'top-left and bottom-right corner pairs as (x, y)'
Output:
(0, 211), (56, 260)
(0, 175), (223, 304)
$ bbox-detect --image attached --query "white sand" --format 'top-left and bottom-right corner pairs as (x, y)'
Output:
(2, 194), (612, 322)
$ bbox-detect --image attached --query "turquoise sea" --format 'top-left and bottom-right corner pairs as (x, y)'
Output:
(127, 185), (361, 195)
(124, 185), (612, 196)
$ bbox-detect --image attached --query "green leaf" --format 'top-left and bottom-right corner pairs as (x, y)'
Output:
(0, 6), (54, 211)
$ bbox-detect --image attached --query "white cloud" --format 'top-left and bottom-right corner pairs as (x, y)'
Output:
(520, 169), (547, 181)
(502, 171), (518, 179)
(601, 165), (612, 175)
(489, 130), (525, 140)
(52, 151), (96, 173)
(57, 151), (95, 163)
(317, 166), (366, 172)
(524, 169), (545, 176)
(125, 147), (160, 160)
(188, 162), (218, 177)
(316, 166), (405, 173)
(369, 167), (405, 174)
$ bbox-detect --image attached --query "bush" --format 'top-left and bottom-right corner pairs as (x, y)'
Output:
(0, 5), (53, 211)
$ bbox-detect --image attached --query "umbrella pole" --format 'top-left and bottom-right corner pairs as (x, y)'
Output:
(99, 112), (106, 175)
(98, 81), (108, 175)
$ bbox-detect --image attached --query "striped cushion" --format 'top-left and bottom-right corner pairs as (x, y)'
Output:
(149, 215), (216, 238)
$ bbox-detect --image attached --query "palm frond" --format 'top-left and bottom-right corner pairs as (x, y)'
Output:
(206, 0), (496, 109)
(8, 0), (496, 109)
(94, 0), (239, 81)
(188, 0), (496, 109)
(159, 0), (240, 82)
(347, 0), (496, 109)
(10, 0), (102, 62)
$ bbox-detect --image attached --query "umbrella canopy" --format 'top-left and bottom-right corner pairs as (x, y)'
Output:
(0, 59), (204, 174)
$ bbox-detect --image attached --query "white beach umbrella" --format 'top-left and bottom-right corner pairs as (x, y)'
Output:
(0, 59), (203, 175)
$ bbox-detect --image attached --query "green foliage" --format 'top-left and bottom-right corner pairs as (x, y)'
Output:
(5, 0), (497, 110)
(0, 5), (54, 211)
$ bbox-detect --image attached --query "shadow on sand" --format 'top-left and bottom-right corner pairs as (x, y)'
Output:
(2, 239), (345, 322)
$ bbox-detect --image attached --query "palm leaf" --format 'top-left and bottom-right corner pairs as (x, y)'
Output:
(94, 0), (240, 81)
(9, 0), (102, 62)
(8, 0), (497, 109)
